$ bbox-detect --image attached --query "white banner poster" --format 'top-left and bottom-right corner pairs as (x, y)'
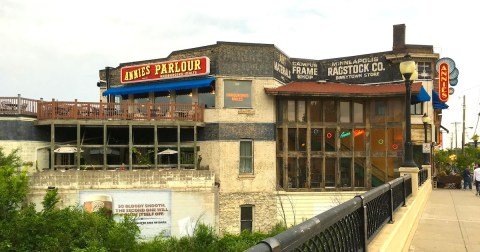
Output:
(79, 190), (171, 239)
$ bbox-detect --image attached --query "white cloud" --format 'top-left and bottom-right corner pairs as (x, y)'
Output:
(0, 0), (478, 146)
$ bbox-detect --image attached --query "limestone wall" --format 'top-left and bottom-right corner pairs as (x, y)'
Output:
(27, 170), (217, 238)
(218, 192), (276, 235)
(197, 140), (276, 193)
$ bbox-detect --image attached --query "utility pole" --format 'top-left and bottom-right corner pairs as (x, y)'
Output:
(462, 95), (466, 152)
(451, 122), (461, 150)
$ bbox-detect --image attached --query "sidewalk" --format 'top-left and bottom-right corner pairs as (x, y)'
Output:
(408, 188), (480, 251)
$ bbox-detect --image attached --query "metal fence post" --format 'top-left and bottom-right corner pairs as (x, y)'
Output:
(355, 195), (368, 252)
(388, 181), (395, 224)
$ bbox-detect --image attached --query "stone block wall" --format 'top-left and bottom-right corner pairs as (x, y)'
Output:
(218, 192), (276, 235)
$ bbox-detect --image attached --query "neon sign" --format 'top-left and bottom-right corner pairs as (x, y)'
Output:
(339, 129), (365, 139)
(354, 129), (365, 137)
(340, 131), (351, 138)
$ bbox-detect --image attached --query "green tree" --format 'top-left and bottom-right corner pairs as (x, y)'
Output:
(434, 148), (454, 175)
(455, 147), (479, 173)
(0, 147), (141, 251)
(0, 147), (29, 221)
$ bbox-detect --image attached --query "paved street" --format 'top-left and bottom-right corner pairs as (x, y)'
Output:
(409, 188), (480, 251)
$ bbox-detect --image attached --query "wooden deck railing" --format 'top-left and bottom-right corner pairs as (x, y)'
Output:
(37, 101), (204, 121)
(1, 96), (204, 122)
(0, 95), (38, 116)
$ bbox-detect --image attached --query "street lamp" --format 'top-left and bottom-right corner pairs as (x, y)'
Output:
(422, 113), (430, 165)
(399, 55), (418, 168)
(472, 134), (479, 148)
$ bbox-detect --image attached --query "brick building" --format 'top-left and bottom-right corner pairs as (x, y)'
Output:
(0, 24), (447, 236)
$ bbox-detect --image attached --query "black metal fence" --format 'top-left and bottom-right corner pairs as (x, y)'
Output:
(418, 167), (428, 186)
(247, 174), (413, 252)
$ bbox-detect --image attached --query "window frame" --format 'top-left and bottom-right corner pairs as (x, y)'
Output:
(240, 205), (254, 232)
(410, 102), (423, 115)
(240, 139), (254, 174)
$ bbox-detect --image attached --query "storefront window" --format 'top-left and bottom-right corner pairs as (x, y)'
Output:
(325, 158), (336, 187)
(298, 128), (307, 152)
(298, 157), (307, 188)
(370, 100), (385, 123)
(198, 93), (215, 108)
(340, 128), (352, 151)
(311, 128), (322, 151)
(387, 128), (403, 151)
(297, 100), (306, 123)
(224, 80), (251, 108)
(353, 101), (364, 123)
(277, 100), (286, 123)
(277, 128), (283, 151)
(386, 157), (399, 181)
(354, 157), (366, 187)
(175, 91), (192, 105)
(198, 84), (215, 108)
(371, 157), (386, 185)
(387, 98), (403, 122)
(288, 128), (296, 151)
(277, 157), (284, 188)
(287, 100), (295, 122)
(340, 158), (352, 187)
(309, 100), (322, 123)
(340, 101), (350, 123)
(311, 158), (322, 188)
(324, 100), (336, 122)
(154, 93), (170, 104)
(325, 128), (336, 151)
(353, 128), (366, 151)
(371, 128), (386, 152)
(135, 97), (148, 104)
(288, 157), (298, 188)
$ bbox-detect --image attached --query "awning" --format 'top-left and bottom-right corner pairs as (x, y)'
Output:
(411, 86), (431, 104)
(432, 90), (449, 109)
(103, 77), (215, 96)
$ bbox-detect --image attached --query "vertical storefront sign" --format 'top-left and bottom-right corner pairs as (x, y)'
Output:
(273, 51), (291, 83)
(438, 62), (449, 102)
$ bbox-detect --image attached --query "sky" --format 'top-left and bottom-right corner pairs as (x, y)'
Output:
(1, 0), (478, 149)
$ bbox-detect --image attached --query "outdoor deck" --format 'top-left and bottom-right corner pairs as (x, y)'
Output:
(0, 96), (204, 122)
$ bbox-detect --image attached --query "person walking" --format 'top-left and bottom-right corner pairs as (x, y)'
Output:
(474, 164), (480, 195)
(463, 166), (472, 190)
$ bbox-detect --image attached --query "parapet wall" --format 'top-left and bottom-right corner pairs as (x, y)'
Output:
(29, 169), (215, 191)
